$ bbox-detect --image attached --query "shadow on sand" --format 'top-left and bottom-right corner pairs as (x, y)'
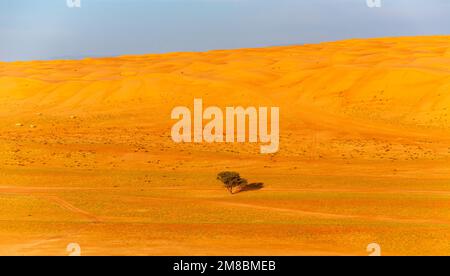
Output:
(237, 183), (264, 193)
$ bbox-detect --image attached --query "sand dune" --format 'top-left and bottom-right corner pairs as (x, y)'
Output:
(0, 36), (450, 255)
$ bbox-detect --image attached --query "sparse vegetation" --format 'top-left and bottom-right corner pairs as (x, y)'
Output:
(217, 171), (248, 194)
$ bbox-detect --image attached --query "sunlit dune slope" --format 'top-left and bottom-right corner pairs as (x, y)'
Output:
(2, 36), (450, 129)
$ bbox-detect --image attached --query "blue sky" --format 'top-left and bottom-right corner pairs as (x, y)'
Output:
(1, 0), (450, 61)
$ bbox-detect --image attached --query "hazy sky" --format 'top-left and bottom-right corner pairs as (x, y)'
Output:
(1, 0), (450, 61)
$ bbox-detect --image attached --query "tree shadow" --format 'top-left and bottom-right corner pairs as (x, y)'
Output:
(237, 182), (264, 193)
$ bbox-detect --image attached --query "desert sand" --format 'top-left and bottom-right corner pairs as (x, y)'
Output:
(0, 36), (449, 256)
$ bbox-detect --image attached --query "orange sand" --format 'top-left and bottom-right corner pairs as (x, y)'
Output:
(0, 36), (450, 256)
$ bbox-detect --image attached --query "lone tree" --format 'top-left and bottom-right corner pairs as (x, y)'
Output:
(217, 171), (248, 194)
